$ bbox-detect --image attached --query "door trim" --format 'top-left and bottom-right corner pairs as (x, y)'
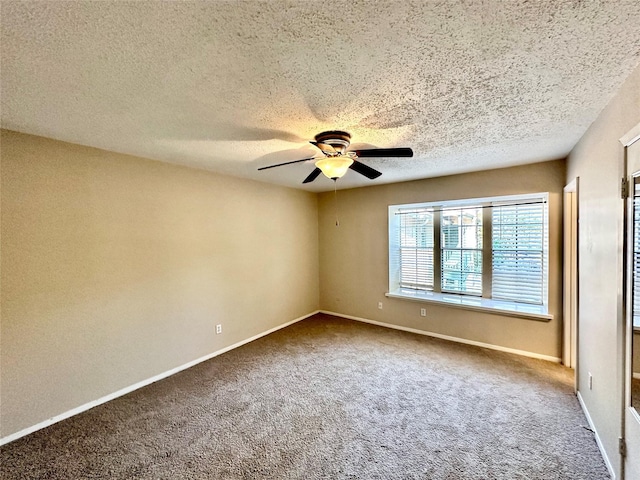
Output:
(563, 179), (579, 383)
(620, 121), (640, 480)
(621, 126), (640, 415)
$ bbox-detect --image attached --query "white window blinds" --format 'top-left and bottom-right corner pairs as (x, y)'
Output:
(398, 209), (434, 290)
(491, 201), (546, 305)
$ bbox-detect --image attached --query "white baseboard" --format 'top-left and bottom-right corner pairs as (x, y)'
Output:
(320, 310), (562, 363)
(0, 311), (319, 447)
(634, 372), (640, 380)
(576, 391), (616, 480)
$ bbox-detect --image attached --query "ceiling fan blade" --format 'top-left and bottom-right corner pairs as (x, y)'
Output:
(310, 141), (337, 155)
(302, 167), (322, 184)
(349, 160), (382, 179)
(351, 147), (413, 158)
(257, 157), (315, 171)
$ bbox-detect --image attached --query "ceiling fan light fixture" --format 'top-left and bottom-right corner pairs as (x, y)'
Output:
(315, 157), (353, 179)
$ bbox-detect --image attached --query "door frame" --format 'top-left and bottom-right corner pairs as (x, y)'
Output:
(563, 179), (579, 385)
(621, 121), (640, 480)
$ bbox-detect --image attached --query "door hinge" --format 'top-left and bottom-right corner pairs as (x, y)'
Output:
(621, 177), (630, 199)
(619, 437), (627, 457)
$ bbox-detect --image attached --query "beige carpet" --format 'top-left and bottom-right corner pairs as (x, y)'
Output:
(1, 314), (609, 479)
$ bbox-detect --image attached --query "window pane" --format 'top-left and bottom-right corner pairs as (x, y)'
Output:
(492, 202), (545, 304)
(399, 209), (434, 290)
(441, 206), (482, 295)
(442, 249), (482, 295)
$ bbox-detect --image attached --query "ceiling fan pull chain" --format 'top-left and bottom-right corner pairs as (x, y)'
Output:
(334, 179), (340, 227)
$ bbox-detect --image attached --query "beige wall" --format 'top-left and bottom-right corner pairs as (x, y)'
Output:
(566, 64), (640, 478)
(0, 130), (319, 438)
(318, 160), (565, 359)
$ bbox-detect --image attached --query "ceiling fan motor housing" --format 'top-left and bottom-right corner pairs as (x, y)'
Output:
(314, 130), (351, 155)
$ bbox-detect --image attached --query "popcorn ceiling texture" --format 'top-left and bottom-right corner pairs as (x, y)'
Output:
(2, 0), (640, 191)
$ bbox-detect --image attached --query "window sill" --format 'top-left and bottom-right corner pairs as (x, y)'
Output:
(386, 289), (553, 322)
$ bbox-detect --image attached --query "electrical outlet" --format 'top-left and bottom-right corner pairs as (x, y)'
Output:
(216, 324), (222, 334)
(589, 372), (593, 390)
(420, 308), (426, 317)
(378, 302), (383, 310)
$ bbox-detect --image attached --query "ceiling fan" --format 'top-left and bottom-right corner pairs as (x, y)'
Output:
(257, 130), (413, 183)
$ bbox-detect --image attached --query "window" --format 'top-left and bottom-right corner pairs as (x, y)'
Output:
(441, 206), (483, 295)
(398, 208), (434, 290)
(492, 201), (546, 305)
(389, 193), (549, 315)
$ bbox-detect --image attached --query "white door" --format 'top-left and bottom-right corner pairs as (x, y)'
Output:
(623, 123), (640, 480)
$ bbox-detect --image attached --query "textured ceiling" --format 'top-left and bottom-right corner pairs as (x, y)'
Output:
(2, 1), (640, 192)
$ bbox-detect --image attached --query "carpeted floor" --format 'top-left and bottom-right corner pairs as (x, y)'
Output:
(1, 314), (610, 479)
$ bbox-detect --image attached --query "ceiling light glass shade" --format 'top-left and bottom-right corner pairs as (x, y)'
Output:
(315, 157), (354, 179)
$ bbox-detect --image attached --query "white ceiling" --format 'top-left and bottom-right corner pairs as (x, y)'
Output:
(2, 1), (640, 192)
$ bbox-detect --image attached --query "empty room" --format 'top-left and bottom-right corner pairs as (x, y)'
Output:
(2, 1), (640, 479)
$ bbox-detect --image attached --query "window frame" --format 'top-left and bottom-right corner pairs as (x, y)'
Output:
(388, 193), (550, 320)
